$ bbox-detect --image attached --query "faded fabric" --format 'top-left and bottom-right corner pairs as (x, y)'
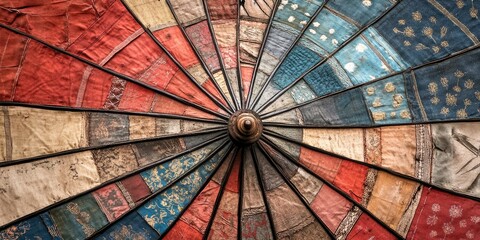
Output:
(49, 194), (109, 239)
(431, 123), (480, 197)
(92, 184), (131, 222)
(0, 151), (100, 226)
(138, 146), (227, 235)
(0, 106), (87, 161)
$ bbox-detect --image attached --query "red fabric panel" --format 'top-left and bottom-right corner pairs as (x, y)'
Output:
(333, 161), (368, 203)
(81, 69), (115, 109)
(153, 27), (227, 106)
(206, 0), (237, 20)
(208, 157), (240, 239)
(299, 147), (368, 203)
(299, 147), (342, 183)
(311, 185), (352, 232)
(13, 41), (86, 106)
(163, 220), (203, 240)
(153, 27), (198, 69)
(347, 214), (396, 240)
(407, 187), (480, 239)
(0, 28), (28, 101)
(185, 21), (221, 73)
(202, 78), (228, 106)
(240, 65), (253, 99)
(151, 94), (216, 119)
(120, 174), (152, 204)
(175, 181), (221, 236)
(0, 0), (115, 48)
(92, 184), (130, 222)
(117, 82), (156, 112)
(225, 154), (241, 193)
(1, 0), (221, 113)
(165, 71), (223, 114)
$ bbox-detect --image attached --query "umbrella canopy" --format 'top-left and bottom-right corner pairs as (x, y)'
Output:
(0, 0), (479, 239)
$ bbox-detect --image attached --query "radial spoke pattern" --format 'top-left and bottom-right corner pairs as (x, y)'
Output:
(1, 0), (479, 239)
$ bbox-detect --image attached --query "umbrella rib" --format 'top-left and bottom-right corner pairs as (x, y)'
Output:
(89, 140), (233, 238)
(245, 0), (282, 107)
(119, 0), (233, 115)
(0, 126), (226, 168)
(260, 43), (480, 119)
(200, 0), (241, 111)
(0, 24), (230, 121)
(163, 0), (237, 112)
(256, 141), (336, 239)
(159, 146), (239, 239)
(0, 134), (229, 230)
(259, 136), (406, 239)
(249, 145), (279, 240)
(254, 0), (405, 113)
(236, 2), (245, 109)
(202, 147), (239, 240)
(237, 148), (245, 240)
(249, 0), (332, 110)
(262, 129), (480, 202)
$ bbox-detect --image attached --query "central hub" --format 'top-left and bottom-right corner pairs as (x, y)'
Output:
(228, 110), (263, 145)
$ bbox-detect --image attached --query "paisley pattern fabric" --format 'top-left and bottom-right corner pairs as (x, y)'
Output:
(0, 0), (479, 239)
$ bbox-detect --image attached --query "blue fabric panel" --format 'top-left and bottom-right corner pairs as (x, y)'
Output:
(303, 60), (346, 96)
(95, 212), (159, 240)
(274, 0), (324, 31)
(289, 80), (317, 104)
(335, 36), (392, 85)
(362, 75), (413, 124)
(264, 23), (298, 59)
(299, 89), (372, 126)
(49, 194), (109, 240)
(440, 0), (480, 40)
(140, 140), (221, 192)
(327, 0), (394, 26)
(271, 42), (324, 89)
(363, 28), (410, 71)
(137, 147), (227, 235)
(406, 47), (480, 121)
(374, 0), (477, 66)
(40, 213), (62, 239)
(0, 216), (52, 240)
(303, 9), (358, 53)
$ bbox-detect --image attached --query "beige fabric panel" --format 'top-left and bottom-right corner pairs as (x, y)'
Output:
(169, 0), (206, 26)
(366, 172), (419, 230)
(303, 128), (365, 161)
(290, 168), (323, 203)
(243, 155), (265, 213)
(5, 106), (87, 161)
(0, 151), (100, 226)
(212, 20), (237, 48)
(123, 0), (177, 30)
(267, 183), (317, 238)
(240, 0), (274, 19)
(187, 63), (209, 85)
(380, 126), (417, 176)
(129, 115), (157, 140)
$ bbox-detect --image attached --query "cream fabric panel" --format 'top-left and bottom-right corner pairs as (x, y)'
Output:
(0, 151), (100, 225)
(303, 128), (365, 161)
(124, 0), (177, 30)
(4, 106), (87, 161)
